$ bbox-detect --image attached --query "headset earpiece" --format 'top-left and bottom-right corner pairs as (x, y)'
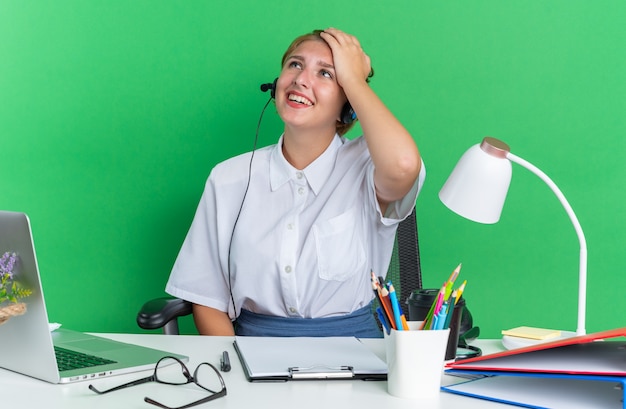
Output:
(260, 78), (278, 99)
(340, 102), (356, 124)
(270, 78), (277, 99)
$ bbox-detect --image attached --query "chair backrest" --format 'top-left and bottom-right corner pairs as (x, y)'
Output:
(383, 206), (423, 317)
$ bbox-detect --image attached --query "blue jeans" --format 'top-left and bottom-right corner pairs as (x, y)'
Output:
(235, 303), (383, 338)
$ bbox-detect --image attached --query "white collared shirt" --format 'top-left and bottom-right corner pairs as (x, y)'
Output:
(166, 134), (425, 319)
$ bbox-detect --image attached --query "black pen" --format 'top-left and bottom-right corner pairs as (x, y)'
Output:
(220, 350), (231, 372)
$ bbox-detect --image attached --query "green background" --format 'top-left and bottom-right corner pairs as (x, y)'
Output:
(1, 1), (624, 339)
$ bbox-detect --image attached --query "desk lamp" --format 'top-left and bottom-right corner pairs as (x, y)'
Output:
(438, 137), (587, 347)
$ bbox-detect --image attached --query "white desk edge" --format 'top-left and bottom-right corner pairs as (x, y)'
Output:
(1, 333), (510, 409)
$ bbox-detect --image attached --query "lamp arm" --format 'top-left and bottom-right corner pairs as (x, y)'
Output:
(506, 152), (587, 336)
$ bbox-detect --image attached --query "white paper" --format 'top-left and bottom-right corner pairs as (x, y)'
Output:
(234, 336), (387, 378)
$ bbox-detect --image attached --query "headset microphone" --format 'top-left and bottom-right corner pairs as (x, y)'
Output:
(260, 78), (277, 99)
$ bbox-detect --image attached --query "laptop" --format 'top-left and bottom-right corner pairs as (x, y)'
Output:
(0, 210), (188, 384)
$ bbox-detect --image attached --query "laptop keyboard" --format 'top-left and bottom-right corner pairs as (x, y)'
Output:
(54, 346), (117, 371)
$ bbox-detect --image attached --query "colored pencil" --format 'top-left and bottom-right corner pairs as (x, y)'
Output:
(387, 283), (404, 331)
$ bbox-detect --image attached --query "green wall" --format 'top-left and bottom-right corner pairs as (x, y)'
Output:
(1, 1), (624, 338)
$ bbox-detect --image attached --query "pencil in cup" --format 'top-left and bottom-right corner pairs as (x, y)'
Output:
(371, 272), (396, 331)
(387, 283), (409, 331)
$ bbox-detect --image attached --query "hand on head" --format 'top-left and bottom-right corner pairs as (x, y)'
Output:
(319, 28), (372, 89)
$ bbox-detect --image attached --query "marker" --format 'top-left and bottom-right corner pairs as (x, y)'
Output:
(220, 350), (231, 372)
(432, 311), (441, 330)
(436, 302), (449, 330)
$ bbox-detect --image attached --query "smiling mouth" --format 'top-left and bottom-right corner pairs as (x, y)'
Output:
(288, 93), (313, 106)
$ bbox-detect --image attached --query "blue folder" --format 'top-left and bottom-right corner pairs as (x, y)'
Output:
(443, 370), (626, 409)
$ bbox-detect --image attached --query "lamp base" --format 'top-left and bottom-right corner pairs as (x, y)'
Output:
(502, 330), (577, 350)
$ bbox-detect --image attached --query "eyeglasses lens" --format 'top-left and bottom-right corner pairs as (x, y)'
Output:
(195, 363), (224, 394)
(155, 357), (191, 385)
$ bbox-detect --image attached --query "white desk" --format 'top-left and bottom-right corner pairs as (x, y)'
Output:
(1, 333), (509, 408)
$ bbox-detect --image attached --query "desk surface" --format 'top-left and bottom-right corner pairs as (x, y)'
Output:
(1, 333), (510, 409)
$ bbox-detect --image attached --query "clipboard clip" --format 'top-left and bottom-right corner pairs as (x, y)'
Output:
(288, 365), (355, 379)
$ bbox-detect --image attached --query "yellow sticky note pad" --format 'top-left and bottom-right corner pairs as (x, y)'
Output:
(501, 326), (562, 340)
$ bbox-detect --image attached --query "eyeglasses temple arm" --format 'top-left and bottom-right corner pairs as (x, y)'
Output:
(89, 375), (156, 394)
(145, 389), (227, 409)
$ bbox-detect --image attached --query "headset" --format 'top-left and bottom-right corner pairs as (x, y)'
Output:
(226, 85), (273, 320)
(227, 80), (356, 321)
(260, 78), (356, 124)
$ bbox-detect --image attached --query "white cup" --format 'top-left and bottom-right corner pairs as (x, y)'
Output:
(384, 321), (450, 400)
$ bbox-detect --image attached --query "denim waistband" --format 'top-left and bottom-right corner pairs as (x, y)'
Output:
(235, 303), (382, 338)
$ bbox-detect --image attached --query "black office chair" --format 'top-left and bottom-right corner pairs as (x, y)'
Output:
(137, 207), (423, 335)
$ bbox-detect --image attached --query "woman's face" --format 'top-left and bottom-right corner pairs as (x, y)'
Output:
(275, 39), (346, 134)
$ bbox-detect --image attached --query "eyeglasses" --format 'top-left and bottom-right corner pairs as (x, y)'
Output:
(89, 356), (227, 409)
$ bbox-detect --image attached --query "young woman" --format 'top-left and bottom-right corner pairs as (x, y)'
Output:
(165, 28), (425, 337)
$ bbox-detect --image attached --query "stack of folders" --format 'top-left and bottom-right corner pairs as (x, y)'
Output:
(372, 264), (466, 334)
(442, 327), (626, 409)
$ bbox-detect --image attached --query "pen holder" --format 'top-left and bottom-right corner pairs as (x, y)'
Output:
(407, 289), (465, 361)
(384, 321), (450, 400)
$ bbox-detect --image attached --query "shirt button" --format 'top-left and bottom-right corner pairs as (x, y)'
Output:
(296, 171), (304, 179)
(287, 223), (294, 230)
(289, 307), (297, 314)
(297, 187), (305, 195)
(284, 265), (292, 273)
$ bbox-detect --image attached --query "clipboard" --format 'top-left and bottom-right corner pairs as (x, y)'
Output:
(233, 336), (387, 382)
(442, 370), (626, 409)
(446, 326), (626, 376)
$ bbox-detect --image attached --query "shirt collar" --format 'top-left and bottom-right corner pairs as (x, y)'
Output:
(270, 134), (344, 195)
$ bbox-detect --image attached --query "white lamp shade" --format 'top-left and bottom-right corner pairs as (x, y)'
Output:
(439, 143), (512, 224)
